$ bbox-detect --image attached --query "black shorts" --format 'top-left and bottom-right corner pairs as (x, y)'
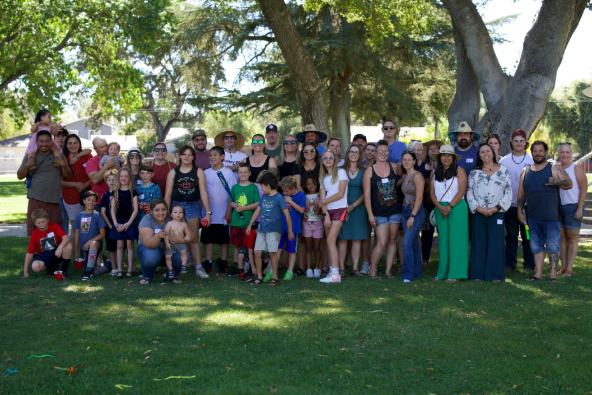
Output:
(34, 250), (62, 273)
(200, 224), (230, 245)
(105, 236), (117, 252)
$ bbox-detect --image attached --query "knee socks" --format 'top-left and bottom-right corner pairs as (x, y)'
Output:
(86, 248), (97, 271)
(61, 257), (70, 273)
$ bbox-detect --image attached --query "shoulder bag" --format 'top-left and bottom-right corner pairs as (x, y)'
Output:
(429, 176), (455, 227)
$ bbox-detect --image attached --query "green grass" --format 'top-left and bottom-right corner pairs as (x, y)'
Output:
(1, 237), (592, 394)
(0, 176), (28, 224)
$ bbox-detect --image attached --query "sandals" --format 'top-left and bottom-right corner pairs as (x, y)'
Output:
(294, 268), (305, 276)
(117, 271), (123, 279)
(526, 275), (542, 282)
(421, 261), (429, 268)
(250, 278), (264, 286)
(563, 269), (572, 277)
(126, 271), (137, 278)
(548, 278), (558, 283)
(350, 270), (363, 277)
(268, 279), (280, 286)
(445, 279), (459, 283)
(385, 274), (396, 280)
(339, 269), (345, 277)
(139, 277), (151, 285)
(558, 268), (566, 275)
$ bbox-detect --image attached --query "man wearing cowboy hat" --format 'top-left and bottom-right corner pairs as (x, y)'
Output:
(214, 127), (247, 180)
(296, 124), (327, 155)
(192, 129), (211, 171)
(449, 121), (480, 175)
(380, 119), (407, 163)
(265, 124), (282, 159)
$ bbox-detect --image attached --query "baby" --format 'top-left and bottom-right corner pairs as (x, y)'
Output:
(99, 142), (125, 169)
(164, 204), (191, 276)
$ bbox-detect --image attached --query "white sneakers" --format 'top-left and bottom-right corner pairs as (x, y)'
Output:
(360, 262), (370, 275)
(306, 268), (314, 278)
(195, 267), (209, 279)
(313, 268), (321, 278)
(244, 262), (251, 273)
(320, 270), (341, 283)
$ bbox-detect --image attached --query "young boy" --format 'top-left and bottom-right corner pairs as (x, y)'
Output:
(201, 146), (236, 274)
(164, 204), (191, 277)
(226, 162), (260, 282)
(273, 176), (305, 281)
(100, 169), (119, 275)
(23, 209), (72, 278)
(136, 163), (162, 221)
(99, 142), (125, 169)
(246, 172), (293, 286)
(72, 190), (108, 281)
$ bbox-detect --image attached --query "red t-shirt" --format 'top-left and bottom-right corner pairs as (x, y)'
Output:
(62, 153), (93, 204)
(147, 160), (178, 197)
(85, 155), (109, 204)
(28, 223), (67, 254)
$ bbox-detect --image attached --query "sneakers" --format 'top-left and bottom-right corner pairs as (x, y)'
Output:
(283, 270), (294, 281)
(239, 271), (252, 282)
(263, 270), (273, 282)
(227, 268), (241, 277)
(81, 271), (93, 282)
(306, 269), (314, 278)
(360, 262), (370, 275)
(403, 279), (411, 283)
(202, 260), (213, 273)
(109, 269), (119, 276)
(319, 272), (341, 283)
(181, 265), (188, 274)
(217, 260), (228, 274)
(195, 267), (209, 279)
(313, 268), (321, 278)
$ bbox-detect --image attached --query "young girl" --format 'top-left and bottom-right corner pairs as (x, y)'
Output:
(302, 171), (324, 278)
(318, 149), (348, 284)
(110, 168), (139, 278)
(164, 204), (191, 282)
(27, 109), (62, 170)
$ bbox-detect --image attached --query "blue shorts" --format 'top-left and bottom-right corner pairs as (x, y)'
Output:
(560, 203), (584, 230)
(172, 200), (201, 220)
(375, 213), (402, 228)
(109, 218), (140, 241)
(278, 233), (299, 253)
(528, 219), (561, 254)
(34, 249), (61, 272)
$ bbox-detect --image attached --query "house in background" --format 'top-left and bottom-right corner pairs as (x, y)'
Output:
(0, 118), (137, 174)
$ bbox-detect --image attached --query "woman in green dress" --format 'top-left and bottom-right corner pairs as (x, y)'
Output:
(338, 144), (368, 276)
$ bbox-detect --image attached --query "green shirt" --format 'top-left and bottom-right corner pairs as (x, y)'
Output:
(266, 145), (282, 159)
(231, 182), (260, 228)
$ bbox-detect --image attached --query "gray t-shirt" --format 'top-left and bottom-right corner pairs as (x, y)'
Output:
(20, 152), (68, 204)
(137, 213), (171, 249)
(266, 146), (282, 159)
(100, 155), (125, 166)
(258, 192), (288, 233)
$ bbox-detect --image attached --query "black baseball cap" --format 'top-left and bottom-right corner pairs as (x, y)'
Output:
(266, 124), (278, 133)
(352, 134), (367, 142)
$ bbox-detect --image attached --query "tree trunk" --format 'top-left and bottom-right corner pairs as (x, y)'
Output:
(330, 74), (352, 153)
(257, 0), (330, 135)
(435, 118), (440, 140)
(442, 0), (588, 156)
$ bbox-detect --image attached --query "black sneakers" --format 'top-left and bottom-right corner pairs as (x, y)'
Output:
(81, 271), (93, 282)
(202, 260), (213, 273)
(217, 260), (228, 275)
(238, 271), (252, 282)
(227, 268), (241, 277)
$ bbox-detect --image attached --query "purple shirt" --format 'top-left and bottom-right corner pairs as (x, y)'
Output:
(194, 149), (211, 171)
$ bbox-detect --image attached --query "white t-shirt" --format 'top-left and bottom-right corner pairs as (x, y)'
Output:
(337, 159), (345, 167)
(223, 150), (248, 181)
(499, 153), (534, 207)
(204, 167), (237, 224)
(322, 168), (349, 210)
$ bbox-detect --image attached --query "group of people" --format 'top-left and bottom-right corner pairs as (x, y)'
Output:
(18, 109), (587, 286)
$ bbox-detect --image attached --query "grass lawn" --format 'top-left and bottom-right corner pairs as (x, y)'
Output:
(1, 237), (592, 394)
(0, 176), (28, 224)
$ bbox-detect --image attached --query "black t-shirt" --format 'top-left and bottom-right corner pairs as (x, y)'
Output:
(292, 163), (320, 178)
(279, 160), (296, 180)
(100, 190), (114, 223)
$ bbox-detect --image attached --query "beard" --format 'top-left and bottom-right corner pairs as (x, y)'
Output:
(457, 139), (471, 149)
(533, 155), (546, 164)
(195, 146), (206, 152)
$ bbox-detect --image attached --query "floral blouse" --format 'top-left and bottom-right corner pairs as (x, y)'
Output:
(466, 166), (512, 214)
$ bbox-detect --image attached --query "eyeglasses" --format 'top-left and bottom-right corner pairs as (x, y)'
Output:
(559, 142), (572, 146)
(224, 136), (235, 140)
(349, 151), (360, 156)
(128, 154), (141, 159)
(322, 156), (335, 161)
(193, 138), (206, 143)
(252, 139), (265, 144)
(153, 148), (166, 152)
(376, 150), (389, 155)
(284, 140), (297, 145)
(303, 149), (315, 154)
(383, 126), (395, 130)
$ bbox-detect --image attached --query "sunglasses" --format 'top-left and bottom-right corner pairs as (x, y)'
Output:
(383, 126), (395, 130)
(303, 149), (315, 154)
(128, 154), (141, 159)
(284, 140), (297, 145)
(153, 148), (166, 152)
(252, 139), (265, 144)
(193, 137), (206, 142)
(224, 136), (235, 140)
(376, 150), (389, 155)
(322, 156), (335, 161)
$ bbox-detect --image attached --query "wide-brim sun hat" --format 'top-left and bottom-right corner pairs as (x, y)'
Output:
(125, 146), (144, 161)
(296, 124), (328, 144)
(422, 140), (445, 160)
(430, 144), (462, 161)
(214, 127), (245, 151)
(448, 121), (481, 142)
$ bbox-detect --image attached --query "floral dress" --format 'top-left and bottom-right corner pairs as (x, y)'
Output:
(466, 166), (512, 213)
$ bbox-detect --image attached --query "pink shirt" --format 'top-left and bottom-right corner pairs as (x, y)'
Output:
(85, 155), (109, 204)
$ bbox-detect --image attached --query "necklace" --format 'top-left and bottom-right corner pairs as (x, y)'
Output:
(349, 167), (358, 177)
(511, 153), (526, 165)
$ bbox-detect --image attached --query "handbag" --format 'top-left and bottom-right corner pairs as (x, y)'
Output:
(25, 153), (51, 189)
(429, 176), (455, 227)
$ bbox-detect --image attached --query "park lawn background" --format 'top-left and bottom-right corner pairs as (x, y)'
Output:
(0, 176), (28, 224)
(1, 236), (592, 394)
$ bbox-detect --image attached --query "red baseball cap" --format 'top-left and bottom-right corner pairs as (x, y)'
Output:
(512, 129), (527, 139)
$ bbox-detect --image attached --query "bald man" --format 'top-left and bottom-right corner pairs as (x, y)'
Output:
(85, 137), (117, 204)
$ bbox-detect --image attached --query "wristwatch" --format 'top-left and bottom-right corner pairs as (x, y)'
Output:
(206, 211), (212, 215)
(410, 214), (415, 218)
(495, 204), (502, 211)
(323, 213), (329, 217)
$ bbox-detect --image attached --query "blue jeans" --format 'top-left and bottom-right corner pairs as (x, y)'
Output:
(401, 204), (424, 281)
(137, 244), (182, 280)
(60, 197), (69, 235)
(528, 219), (561, 254)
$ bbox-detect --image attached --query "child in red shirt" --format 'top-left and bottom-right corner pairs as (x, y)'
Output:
(23, 209), (73, 278)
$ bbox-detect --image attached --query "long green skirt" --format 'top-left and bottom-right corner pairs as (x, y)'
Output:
(435, 200), (469, 280)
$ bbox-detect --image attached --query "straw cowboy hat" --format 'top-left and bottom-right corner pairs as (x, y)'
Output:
(430, 144), (462, 161)
(448, 121), (481, 142)
(421, 139), (445, 160)
(295, 124), (328, 144)
(214, 127), (245, 151)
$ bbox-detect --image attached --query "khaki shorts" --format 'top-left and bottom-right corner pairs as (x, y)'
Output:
(254, 231), (281, 253)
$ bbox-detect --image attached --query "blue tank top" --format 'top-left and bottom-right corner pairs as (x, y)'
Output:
(523, 162), (559, 221)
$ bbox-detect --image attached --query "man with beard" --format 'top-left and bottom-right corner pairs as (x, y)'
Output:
(499, 129), (535, 274)
(265, 124), (282, 159)
(296, 124), (327, 155)
(449, 121), (480, 175)
(214, 127), (247, 180)
(380, 120), (406, 163)
(192, 129), (211, 170)
(517, 141), (572, 283)
(353, 134), (367, 161)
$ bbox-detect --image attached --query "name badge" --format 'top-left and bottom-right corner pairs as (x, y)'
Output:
(83, 163), (87, 168)
(139, 194), (145, 200)
(497, 219), (503, 225)
(47, 232), (54, 237)
(466, 158), (474, 163)
(81, 218), (88, 223)
(154, 228), (162, 234)
(381, 178), (389, 184)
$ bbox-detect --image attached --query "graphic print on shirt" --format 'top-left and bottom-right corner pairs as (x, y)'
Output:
(237, 193), (248, 207)
(40, 234), (57, 251)
(80, 217), (91, 232)
(175, 175), (197, 196)
(377, 179), (396, 206)
(261, 200), (274, 220)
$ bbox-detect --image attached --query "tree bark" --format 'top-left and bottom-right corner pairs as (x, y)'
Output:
(330, 75), (351, 153)
(257, 0), (330, 135)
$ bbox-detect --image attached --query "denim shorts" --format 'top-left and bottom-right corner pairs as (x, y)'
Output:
(375, 213), (402, 228)
(528, 219), (561, 254)
(560, 203), (584, 230)
(172, 200), (201, 220)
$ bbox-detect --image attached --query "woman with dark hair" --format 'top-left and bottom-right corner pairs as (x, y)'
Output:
(164, 145), (211, 277)
(61, 134), (93, 222)
(125, 147), (144, 186)
(485, 134), (503, 162)
(277, 135), (299, 181)
(398, 150), (425, 283)
(293, 142), (321, 191)
(146, 142), (177, 197)
(430, 145), (468, 282)
(242, 133), (277, 183)
(466, 143), (512, 281)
